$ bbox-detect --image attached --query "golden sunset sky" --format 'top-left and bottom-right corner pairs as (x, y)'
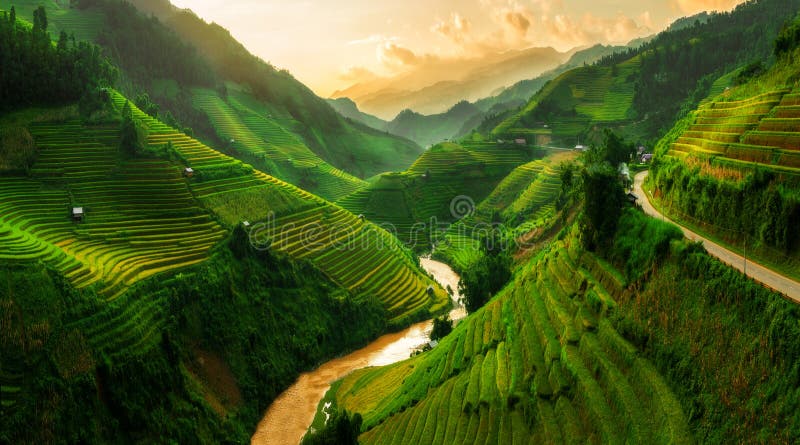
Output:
(169, 0), (745, 96)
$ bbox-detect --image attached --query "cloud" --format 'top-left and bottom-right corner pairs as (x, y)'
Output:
(539, 12), (651, 48)
(500, 9), (532, 38)
(432, 13), (472, 45)
(378, 42), (421, 68)
(339, 66), (378, 82)
(672, 0), (743, 14)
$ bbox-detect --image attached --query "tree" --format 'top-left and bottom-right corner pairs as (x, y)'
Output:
(431, 316), (453, 341)
(9, 6), (15, 25)
(119, 101), (141, 155)
(301, 409), (362, 445)
(459, 234), (511, 313)
(32, 6), (47, 32)
(581, 162), (625, 251)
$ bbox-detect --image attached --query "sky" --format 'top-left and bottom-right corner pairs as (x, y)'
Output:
(169, 0), (746, 96)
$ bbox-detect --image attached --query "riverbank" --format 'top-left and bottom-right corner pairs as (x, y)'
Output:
(250, 258), (463, 445)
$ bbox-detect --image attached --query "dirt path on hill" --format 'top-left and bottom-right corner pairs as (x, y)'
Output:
(634, 171), (800, 302)
(250, 258), (464, 445)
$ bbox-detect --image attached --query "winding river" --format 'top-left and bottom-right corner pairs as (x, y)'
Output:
(250, 258), (464, 445)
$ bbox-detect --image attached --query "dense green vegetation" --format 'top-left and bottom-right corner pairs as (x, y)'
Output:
(648, 36), (800, 279)
(12, 0), (422, 191)
(0, 87), (444, 442)
(330, 200), (800, 443)
(433, 152), (574, 272)
(0, 227), (387, 443)
(0, 6), (116, 112)
(301, 409), (362, 445)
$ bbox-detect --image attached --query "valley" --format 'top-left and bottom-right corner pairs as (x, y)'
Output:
(2, 0), (800, 444)
(252, 258), (465, 445)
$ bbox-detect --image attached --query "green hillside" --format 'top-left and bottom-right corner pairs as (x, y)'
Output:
(385, 102), (484, 148)
(492, 56), (641, 145)
(337, 141), (533, 248)
(648, 40), (800, 280)
(121, 0), (424, 178)
(105, 91), (448, 322)
(192, 86), (367, 201)
(0, 85), (444, 323)
(7, 0), (104, 42)
(489, 0), (800, 146)
(433, 152), (575, 271)
(329, 208), (800, 443)
(327, 97), (389, 132)
(12, 0), (423, 186)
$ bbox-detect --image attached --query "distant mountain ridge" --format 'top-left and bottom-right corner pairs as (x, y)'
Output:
(328, 43), (641, 147)
(331, 46), (572, 119)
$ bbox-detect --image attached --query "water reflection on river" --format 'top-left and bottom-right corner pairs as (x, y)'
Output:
(250, 258), (463, 445)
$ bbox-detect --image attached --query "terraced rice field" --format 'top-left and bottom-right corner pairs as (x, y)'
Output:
(493, 57), (640, 141)
(666, 88), (800, 179)
(0, 92), (446, 384)
(192, 88), (366, 201)
(334, 235), (692, 444)
(339, 142), (531, 247)
(0, 117), (226, 301)
(109, 91), (448, 321)
(434, 156), (568, 271)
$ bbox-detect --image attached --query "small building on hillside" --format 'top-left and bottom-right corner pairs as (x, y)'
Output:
(627, 193), (639, 204)
(575, 144), (587, 151)
(183, 167), (195, 178)
(641, 153), (653, 163)
(358, 214), (366, 222)
(515, 138), (527, 145)
(72, 207), (84, 222)
(426, 285), (435, 297)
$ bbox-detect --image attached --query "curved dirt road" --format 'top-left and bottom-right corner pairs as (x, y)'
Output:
(633, 171), (800, 303)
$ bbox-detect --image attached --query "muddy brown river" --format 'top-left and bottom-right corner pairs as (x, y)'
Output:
(250, 258), (463, 445)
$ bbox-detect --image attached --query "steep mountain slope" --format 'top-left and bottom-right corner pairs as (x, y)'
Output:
(474, 43), (635, 114)
(192, 86), (367, 201)
(327, 97), (389, 133)
(648, 35), (800, 280)
(125, 0), (423, 179)
(111, 93), (448, 322)
(16, 0), (423, 189)
(337, 141), (533, 248)
(434, 151), (576, 271)
(493, 55), (642, 146)
(329, 208), (800, 443)
(385, 102), (484, 148)
(489, 0), (800, 145)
